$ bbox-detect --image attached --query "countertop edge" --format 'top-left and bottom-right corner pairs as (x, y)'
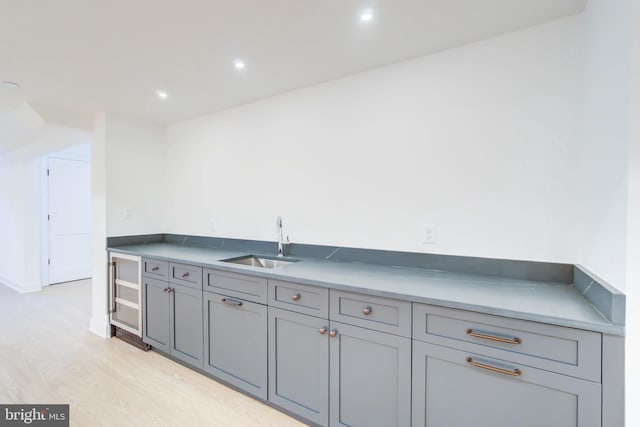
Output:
(108, 245), (624, 336)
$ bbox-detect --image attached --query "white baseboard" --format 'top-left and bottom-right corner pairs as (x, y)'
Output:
(0, 276), (42, 293)
(89, 315), (111, 338)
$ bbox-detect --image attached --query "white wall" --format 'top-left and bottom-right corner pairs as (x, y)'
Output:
(164, 16), (583, 263)
(90, 112), (166, 337)
(0, 127), (91, 293)
(579, 0), (633, 292)
(90, 113), (109, 337)
(627, 1), (640, 424)
(0, 161), (28, 291)
(105, 114), (166, 237)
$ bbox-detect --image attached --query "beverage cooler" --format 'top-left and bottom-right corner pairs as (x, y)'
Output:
(109, 252), (149, 349)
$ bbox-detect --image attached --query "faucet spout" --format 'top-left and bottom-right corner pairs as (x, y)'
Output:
(276, 216), (286, 257)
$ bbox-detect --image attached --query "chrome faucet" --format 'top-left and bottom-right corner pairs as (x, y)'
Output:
(276, 216), (289, 257)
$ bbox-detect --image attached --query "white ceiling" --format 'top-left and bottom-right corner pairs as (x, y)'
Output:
(0, 0), (586, 126)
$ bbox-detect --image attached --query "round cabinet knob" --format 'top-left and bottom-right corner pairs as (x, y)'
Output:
(181, 272), (189, 278)
(163, 287), (169, 293)
(362, 306), (372, 316)
(151, 266), (159, 271)
(291, 293), (301, 301)
(319, 326), (328, 335)
(329, 329), (338, 338)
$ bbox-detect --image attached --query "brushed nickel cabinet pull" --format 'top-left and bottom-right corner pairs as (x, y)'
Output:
(466, 357), (522, 376)
(466, 328), (521, 344)
(222, 298), (243, 308)
(291, 293), (301, 301)
(362, 306), (372, 316)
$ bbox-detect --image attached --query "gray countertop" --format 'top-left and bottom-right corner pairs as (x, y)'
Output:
(108, 243), (623, 335)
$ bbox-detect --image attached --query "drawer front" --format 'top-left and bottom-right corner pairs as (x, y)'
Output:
(142, 258), (169, 280)
(203, 268), (267, 304)
(329, 290), (411, 337)
(268, 280), (329, 318)
(412, 304), (602, 382)
(412, 340), (601, 427)
(169, 262), (203, 289)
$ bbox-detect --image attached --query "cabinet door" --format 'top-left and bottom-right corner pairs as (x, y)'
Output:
(170, 285), (203, 369)
(329, 321), (411, 427)
(269, 307), (329, 426)
(142, 276), (170, 353)
(412, 340), (601, 427)
(203, 292), (268, 399)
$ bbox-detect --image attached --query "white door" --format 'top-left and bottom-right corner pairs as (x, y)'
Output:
(48, 157), (92, 284)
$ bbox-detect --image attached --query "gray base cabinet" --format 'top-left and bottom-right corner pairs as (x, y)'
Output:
(169, 285), (204, 368)
(142, 263), (203, 369)
(269, 307), (329, 426)
(136, 255), (609, 427)
(142, 276), (171, 353)
(329, 321), (411, 427)
(412, 340), (601, 427)
(203, 291), (268, 399)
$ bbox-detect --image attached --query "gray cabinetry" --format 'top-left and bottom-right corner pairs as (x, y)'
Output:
(269, 284), (411, 427)
(170, 284), (204, 368)
(269, 307), (330, 426)
(204, 268), (268, 304)
(330, 290), (411, 337)
(203, 290), (268, 399)
(411, 303), (603, 427)
(329, 321), (411, 427)
(412, 340), (601, 427)
(142, 258), (203, 369)
(142, 276), (170, 353)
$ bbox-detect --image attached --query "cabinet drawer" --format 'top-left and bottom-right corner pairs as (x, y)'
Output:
(143, 258), (168, 280)
(268, 280), (329, 318)
(412, 304), (601, 382)
(329, 290), (411, 337)
(203, 268), (267, 304)
(169, 262), (202, 289)
(412, 340), (601, 427)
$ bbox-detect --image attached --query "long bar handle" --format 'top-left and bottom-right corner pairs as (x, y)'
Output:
(222, 298), (243, 307)
(466, 328), (521, 344)
(466, 357), (522, 376)
(111, 261), (117, 313)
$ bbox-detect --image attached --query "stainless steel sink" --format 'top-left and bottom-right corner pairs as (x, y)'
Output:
(221, 255), (300, 269)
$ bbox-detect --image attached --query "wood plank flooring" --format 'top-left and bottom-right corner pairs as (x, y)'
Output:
(0, 280), (306, 427)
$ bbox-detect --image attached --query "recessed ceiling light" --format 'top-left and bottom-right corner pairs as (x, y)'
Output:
(156, 90), (168, 100)
(360, 11), (373, 22)
(1, 81), (21, 89)
(234, 59), (246, 70)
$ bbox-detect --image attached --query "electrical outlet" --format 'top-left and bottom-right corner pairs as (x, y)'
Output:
(422, 223), (436, 244)
(123, 208), (133, 220)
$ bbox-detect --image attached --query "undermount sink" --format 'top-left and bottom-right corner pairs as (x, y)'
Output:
(221, 255), (301, 269)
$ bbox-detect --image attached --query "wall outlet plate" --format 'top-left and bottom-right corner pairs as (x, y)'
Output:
(421, 223), (436, 244)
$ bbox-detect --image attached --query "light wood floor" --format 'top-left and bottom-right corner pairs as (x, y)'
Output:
(0, 280), (306, 427)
